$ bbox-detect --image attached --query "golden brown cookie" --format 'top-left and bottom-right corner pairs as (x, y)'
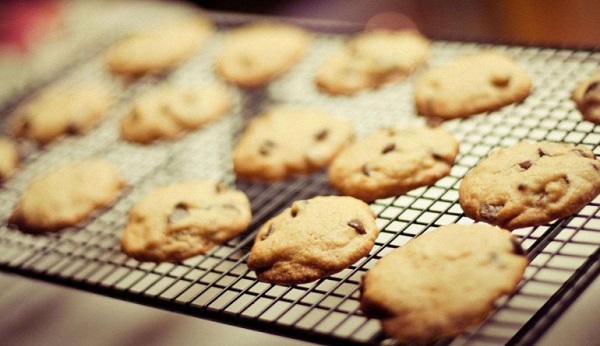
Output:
(360, 223), (528, 344)
(9, 159), (126, 233)
(459, 141), (600, 230)
(233, 106), (354, 181)
(247, 196), (379, 285)
(121, 180), (252, 263)
(216, 22), (312, 88)
(120, 83), (231, 144)
(572, 71), (600, 125)
(415, 51), (532, 120)
(10, 83), (114, 145)
(0, 137), (19, 182)
(316, 29), (429, 95)
(106, 16), (214, 76)
(328, 125), (459, 202)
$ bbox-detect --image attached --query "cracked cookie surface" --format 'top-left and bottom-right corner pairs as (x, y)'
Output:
(359, 223), (528, 344)
(247, 196), (379, 285)
(572, 71), (600, 125)
(315, 29), (429, 95)
(121, 180), (251, 262)
(216, 22), (311, 88)
(415, 51), (531, 120)
(120, 83), (230, 144)
(328, 125), (459, 202)
(10, 159), (125, 233)
(459, 141), (600, 229)
(233, 106), (354, 181)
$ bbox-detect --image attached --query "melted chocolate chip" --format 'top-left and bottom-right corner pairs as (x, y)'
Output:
(430, 151), (445, 161)
(348, 219), (366, 234)
(66, 123), (81, 135)
(291, 204), (300, 217)
(511, 237), (526, 256)
(168, 203), (189, 224)
(259, 140), (276, 156)
(382, 143), (395, 154)
(480, 203), (503, 222)
(315, 129), (328, 141)
(362, 163), (372, 177)
(519, 161), (532, 170)
(491, 74), (511, 87)
(260, 223), (275, 241)
(562, 175), (570, 184)
(584, 81), (600, 96)
(538, 148), (550, 157)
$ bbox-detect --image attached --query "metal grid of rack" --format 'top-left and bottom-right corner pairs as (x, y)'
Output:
(0, 9), (599, 345)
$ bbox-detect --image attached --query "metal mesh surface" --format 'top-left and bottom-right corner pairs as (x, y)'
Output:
(0, 11), (599, 346)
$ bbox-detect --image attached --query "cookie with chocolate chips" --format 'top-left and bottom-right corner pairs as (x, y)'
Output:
(328, 125), (459, 202)
(315, 29), (430, 95)
(120, 83), (231, 144)
(572, 71), (600, 125)
(233, 106), (354, 181)
(415, 51), (531, 120)
(216, 22), (312, 88)
(120, 180), (251, 262)
(247, 196), (379, 285)
(360, 223), (528, 344)
(10, 83), (114, 145)
(9, 159), (126, 233)
(459, 141), (600, 230)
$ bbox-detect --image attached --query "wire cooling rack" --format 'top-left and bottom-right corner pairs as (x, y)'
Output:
(0, 8), (599, 346)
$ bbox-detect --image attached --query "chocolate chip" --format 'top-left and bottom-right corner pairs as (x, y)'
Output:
(584, 81), (600, 96)
(260, 223), (275, 241)
(538, 148), (550, 157)
(291, 204), (300, 217)
(562, 175), (570, 184)
(491, 74), (511, 87)
(20, 120), (30, 134)
(347, 219), (366, 234)
(511, 237), (526, 256)
(259, 140), (276, 156)
(480, 203), (503, 222)
(592, 163), (600, 172)
(315, 129), (328, 141)
(430, 151), (445, 161)
(168, 203), (189, 224)
(518, 184), (526, 191)
(362, 163), (372, 177)
(382, 143), (395, 154)
(519, 161), (532, 170)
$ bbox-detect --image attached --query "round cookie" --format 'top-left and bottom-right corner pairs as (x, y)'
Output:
(10, 83), (114, 145)
(247, 196), (379, 285)
(415, 51), (532, 120)
(572, 71), (600, 125)
(106, 16), (214, 76)
(459, 141), (600, 230)
(328, 125), (459, 202)
(360, 223), (528, 344)
(233, 106), (354, 181)
(0, 137), (19, 182)
(216, 22), (312, 88)
(121, 180), (252, 263)
(316, 29), (429, 95)
(9, 159), (125, 233)
(121, 83), (231, 144)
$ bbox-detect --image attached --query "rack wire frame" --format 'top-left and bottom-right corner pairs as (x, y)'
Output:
(0, 11), (599, 346)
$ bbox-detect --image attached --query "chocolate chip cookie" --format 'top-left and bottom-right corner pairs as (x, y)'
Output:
(247, 196), (379, 285)
(106, 15), (214, 76)
(120, 83), (231, 144)
(0, 137), (19, 182)
(572, 71), (600, 125)
(328, 125), (459, 202)
(121, 180), (252, 263)
(316, 29), (429, 95)
(10, 83), (114, 145)
(360, 223), (527, 344)
(415, 51), (532, 120)
(233, 106), (354, 181)
(459, 141), (600, 230)
(9, 159), (126, 233)
(216, 22), (312, 88)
